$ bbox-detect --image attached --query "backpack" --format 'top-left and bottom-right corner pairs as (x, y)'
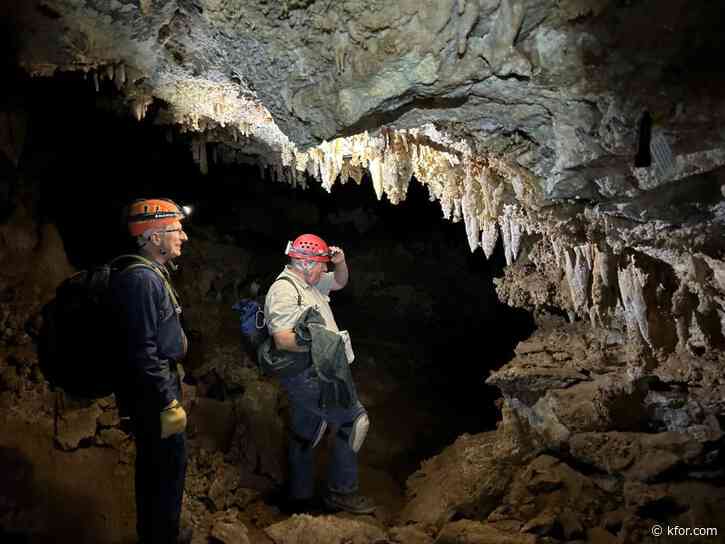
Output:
(38, 254), (176, 399)
(232, 276), (301, 364)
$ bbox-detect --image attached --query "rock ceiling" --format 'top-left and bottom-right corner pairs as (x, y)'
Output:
(4, 0), (725, 351)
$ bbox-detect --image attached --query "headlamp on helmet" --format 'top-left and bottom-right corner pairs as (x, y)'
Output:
(127, 198), (187, 237)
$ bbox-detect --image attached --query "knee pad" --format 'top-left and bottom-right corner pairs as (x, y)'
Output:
(338, 413), (369, 453)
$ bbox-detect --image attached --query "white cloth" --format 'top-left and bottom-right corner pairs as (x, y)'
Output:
(339, 330), (354, 364)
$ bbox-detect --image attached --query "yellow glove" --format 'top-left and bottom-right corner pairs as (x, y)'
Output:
(160, 399), (187, 439)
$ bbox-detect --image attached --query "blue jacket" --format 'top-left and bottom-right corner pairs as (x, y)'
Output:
(111, 259), (186, 415)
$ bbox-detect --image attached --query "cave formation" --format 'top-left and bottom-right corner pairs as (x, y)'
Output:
(1, 1), (725, 543)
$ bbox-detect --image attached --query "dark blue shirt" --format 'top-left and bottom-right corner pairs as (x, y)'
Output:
(111, 260), (186, 414)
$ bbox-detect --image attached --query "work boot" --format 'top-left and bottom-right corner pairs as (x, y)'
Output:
(323, 492), (376, 515)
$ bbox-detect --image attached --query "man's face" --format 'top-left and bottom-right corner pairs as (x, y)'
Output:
(159, 221), (188, 259)
(306, 260), (327, 285)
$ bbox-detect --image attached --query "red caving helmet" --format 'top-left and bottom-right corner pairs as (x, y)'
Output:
(285, 234), (331, 262)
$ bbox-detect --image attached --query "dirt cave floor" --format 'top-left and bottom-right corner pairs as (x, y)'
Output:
(0, 345), (480, 544)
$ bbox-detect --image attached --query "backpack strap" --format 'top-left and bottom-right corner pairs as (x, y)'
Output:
(273, 276), (302, 307)
(112, 254), (181, 311)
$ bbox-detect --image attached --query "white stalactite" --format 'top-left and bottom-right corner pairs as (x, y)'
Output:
(369, 156), (384, 200)
(462, 190), (480, 253)
(501, 211), (513, 266)
(211, 124), (537, 267)
(563, 244), (593, 314)
(617, 255), (652, 347)
(481, 220), (498, 259)
(499, 205), (522, 265)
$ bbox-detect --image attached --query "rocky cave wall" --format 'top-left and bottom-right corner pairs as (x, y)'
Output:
(1, 0), (725, 543)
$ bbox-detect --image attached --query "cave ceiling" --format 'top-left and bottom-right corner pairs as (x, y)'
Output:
(3, 1), (725, 329)
(5, 0), (724, 194)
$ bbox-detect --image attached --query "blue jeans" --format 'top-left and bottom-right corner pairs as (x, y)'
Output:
(280, 367), (367, 499)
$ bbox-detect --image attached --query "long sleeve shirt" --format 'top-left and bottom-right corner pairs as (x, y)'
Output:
(111, 260), (186, 414)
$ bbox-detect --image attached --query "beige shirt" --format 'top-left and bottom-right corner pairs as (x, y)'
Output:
(265, 265), (339, 334)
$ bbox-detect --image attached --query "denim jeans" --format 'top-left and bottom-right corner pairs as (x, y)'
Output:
(280, 366), (367, 499)
(133, 413), (187, 544)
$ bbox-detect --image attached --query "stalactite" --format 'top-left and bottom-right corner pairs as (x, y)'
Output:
(481, 220), (498, 259)
(93, 71), (99, 92)
(671, 282), (695, 350)
(132, 101), (144, 122)
(590, 245), (617, 328)
(369, 155), (384, 200)
(190, 138), (208, 175)
(563, 244), (593, 315)
(509, 206), (522, 261)
(617, 255), (652, 347)
(199, 140), (208, 175)
(461, 189), (480, 253)
(498, 205), (522, 265)
(501, 210), (513, 265)
(235, 123), (540, 266)
(114, 63), (126, 90)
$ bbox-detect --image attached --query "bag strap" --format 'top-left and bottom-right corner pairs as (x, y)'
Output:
(113, 254), (181, 311)
(273, 276), (302, 307)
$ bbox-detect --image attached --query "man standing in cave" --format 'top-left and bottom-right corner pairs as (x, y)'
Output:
(264, 233), (376, 515)
(112, 198), (191, 544)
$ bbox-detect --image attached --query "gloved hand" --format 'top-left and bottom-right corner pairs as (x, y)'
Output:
(160, 399), (187, 439)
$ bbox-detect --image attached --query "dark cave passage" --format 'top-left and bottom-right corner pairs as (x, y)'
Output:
(5, 73), (535, 490)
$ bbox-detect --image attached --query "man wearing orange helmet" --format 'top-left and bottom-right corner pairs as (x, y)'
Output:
(264, 234), (375, 515)
(112, 198), (191, 543)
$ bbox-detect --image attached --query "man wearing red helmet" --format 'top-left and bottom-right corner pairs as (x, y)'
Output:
(264, 234), (375, 515)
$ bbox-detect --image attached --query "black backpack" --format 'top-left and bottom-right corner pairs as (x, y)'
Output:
(232, 276), (302, 363)
(38, 254), (175, 398)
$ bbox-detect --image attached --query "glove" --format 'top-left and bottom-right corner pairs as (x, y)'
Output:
(160, 399), (187, 439)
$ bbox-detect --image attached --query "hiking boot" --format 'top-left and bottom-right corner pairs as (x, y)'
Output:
(323, 492), (376, 515)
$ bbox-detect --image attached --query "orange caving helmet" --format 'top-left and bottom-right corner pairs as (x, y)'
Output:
(127, 198), (187, 237)
(285, 234), (330, 262)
